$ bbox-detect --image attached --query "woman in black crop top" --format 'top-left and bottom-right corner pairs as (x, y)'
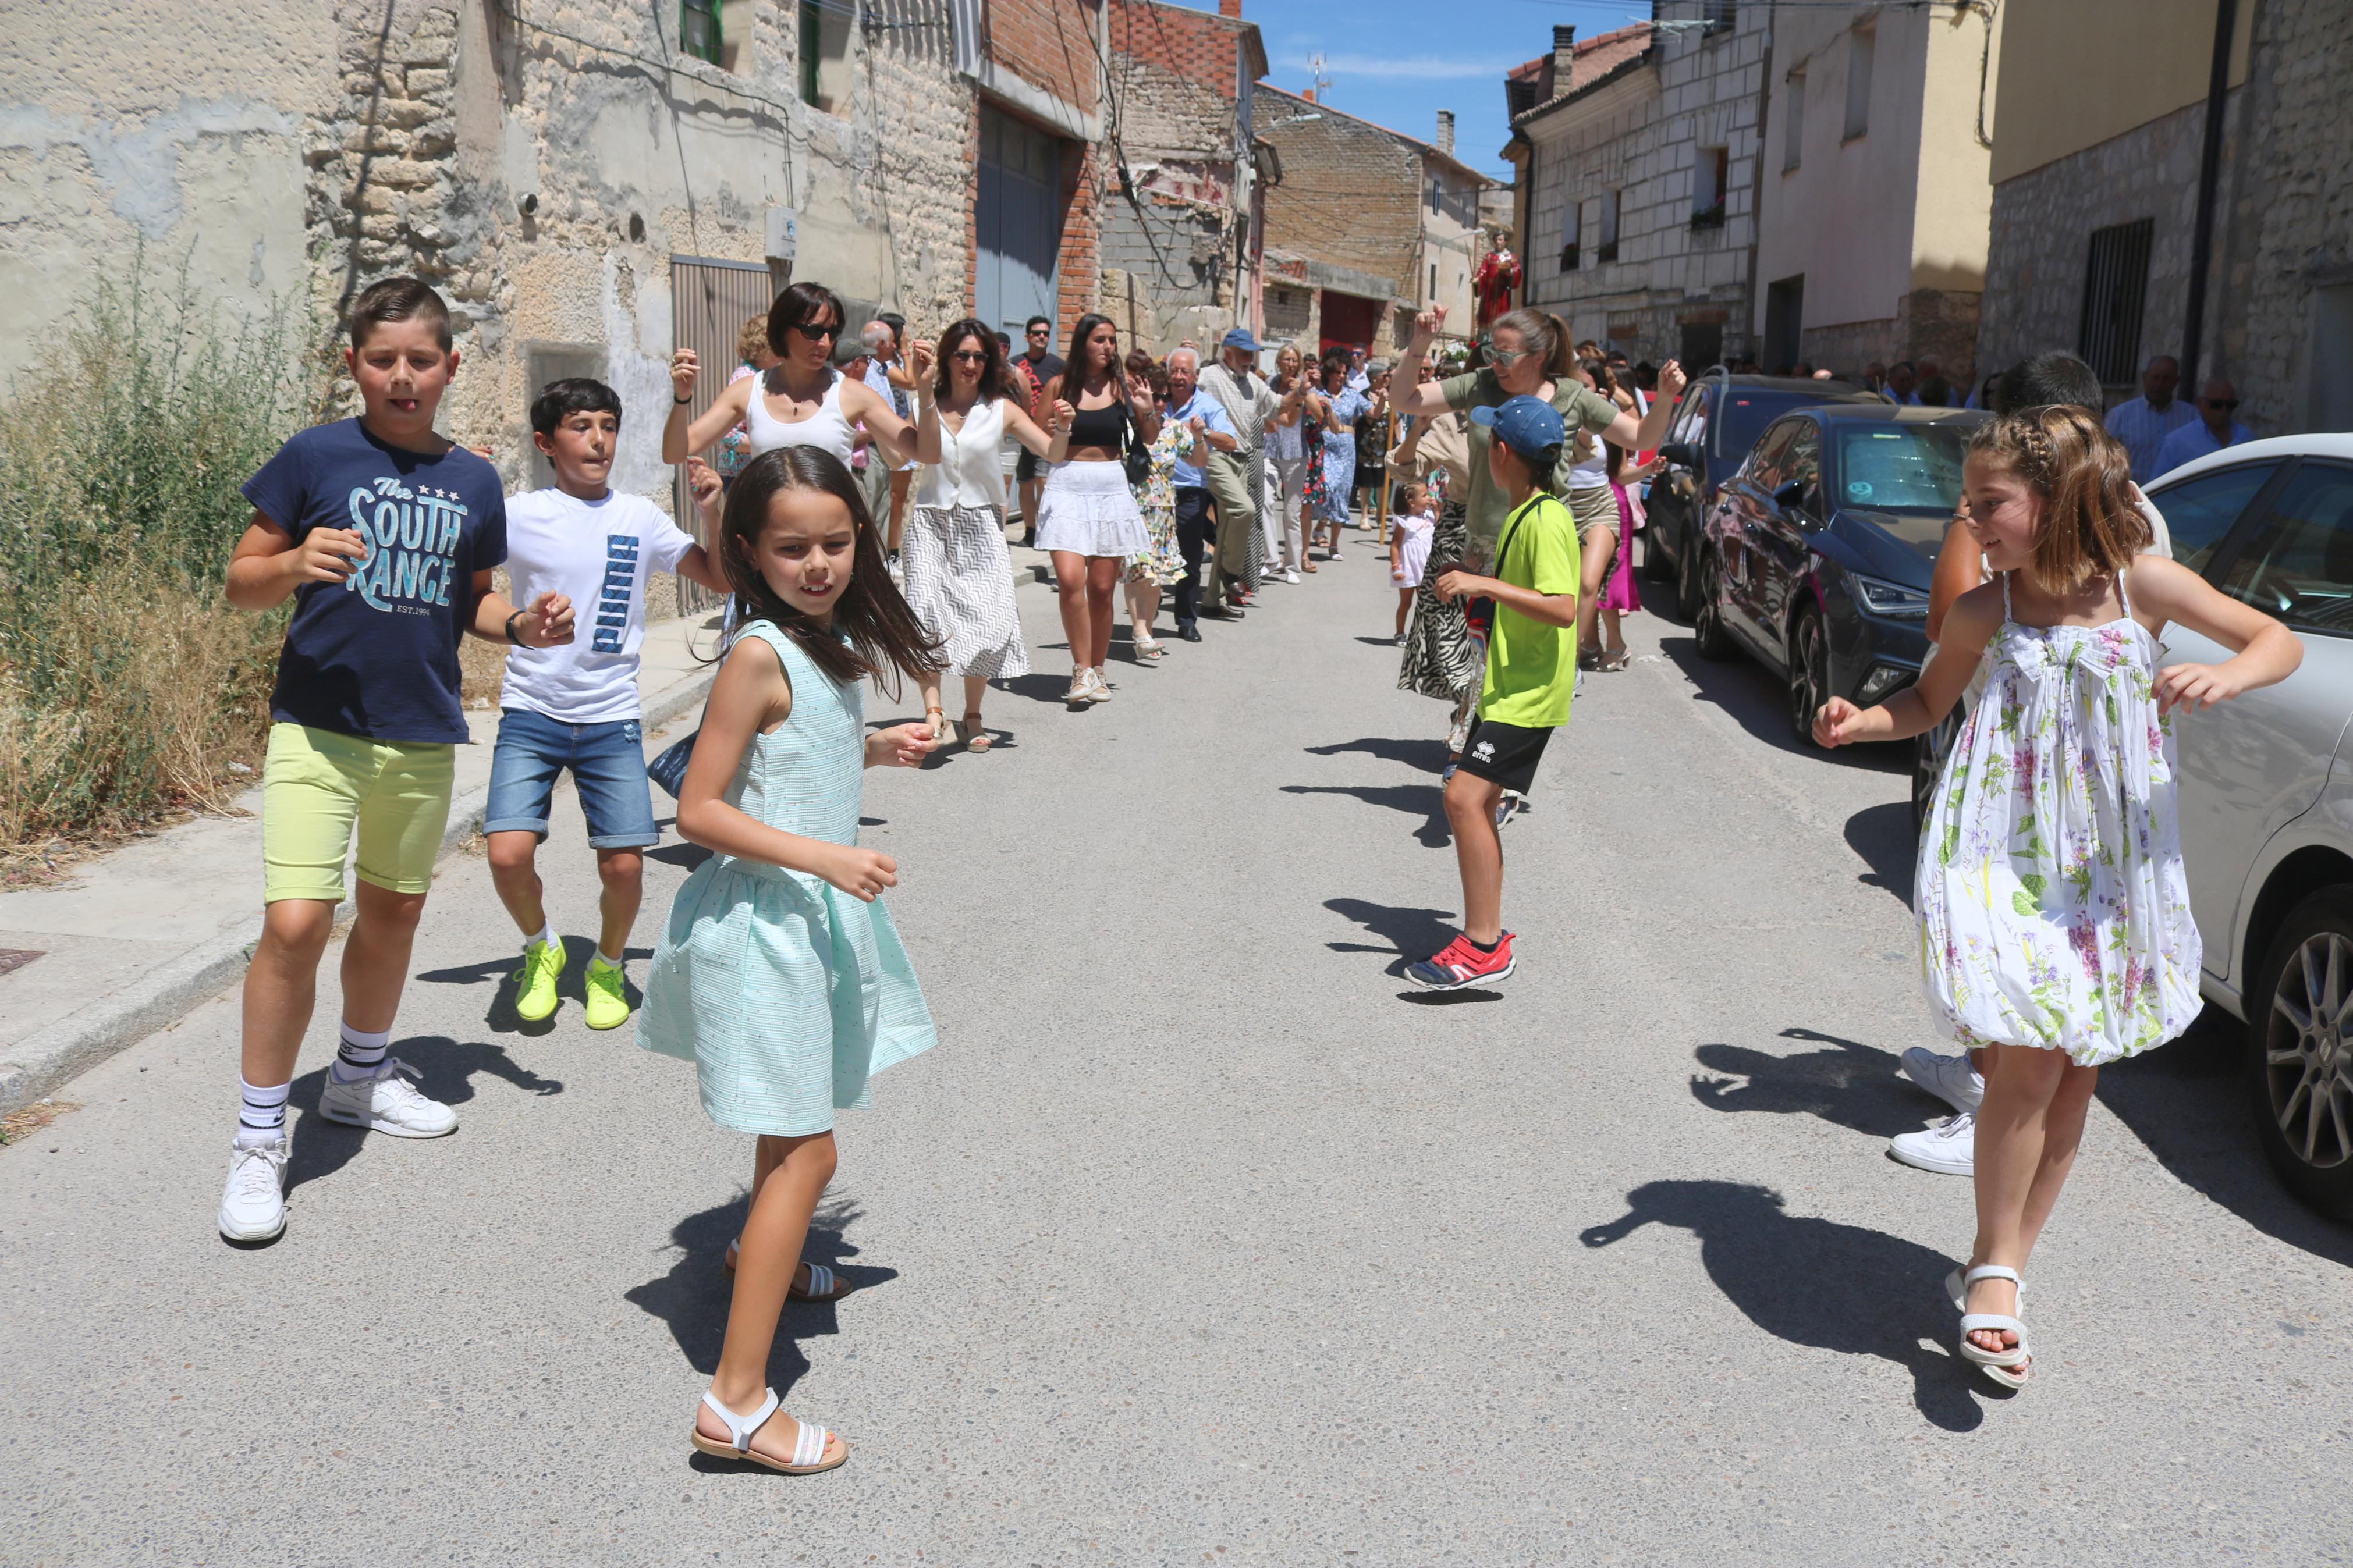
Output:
(1033, 314), (1162, 705)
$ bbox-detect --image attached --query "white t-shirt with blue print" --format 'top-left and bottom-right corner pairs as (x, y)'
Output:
(498, 488), (696, 724)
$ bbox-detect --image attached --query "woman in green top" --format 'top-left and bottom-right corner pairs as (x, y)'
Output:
(1389, 306), (1687, 756)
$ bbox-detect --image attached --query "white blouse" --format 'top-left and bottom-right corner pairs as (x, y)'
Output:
(917, 394), (1009, 512)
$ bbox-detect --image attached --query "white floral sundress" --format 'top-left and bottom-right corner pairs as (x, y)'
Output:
(1918, 571), (2203, 1066)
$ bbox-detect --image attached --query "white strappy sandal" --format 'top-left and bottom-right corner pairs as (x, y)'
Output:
(690, 1387), (848, 1474)
(1953, 1264), (2031, 1389)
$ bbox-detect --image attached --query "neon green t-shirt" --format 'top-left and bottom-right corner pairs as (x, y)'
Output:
(1478, 490), (1581, 728)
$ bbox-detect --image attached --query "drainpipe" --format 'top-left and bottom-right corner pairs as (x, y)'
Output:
(2180, 0), (2237, 390)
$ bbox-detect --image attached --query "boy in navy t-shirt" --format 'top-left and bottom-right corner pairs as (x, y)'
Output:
(215, 276), (574, 1245)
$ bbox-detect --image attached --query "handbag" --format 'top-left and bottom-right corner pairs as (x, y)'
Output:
(648, 729), (697, 799)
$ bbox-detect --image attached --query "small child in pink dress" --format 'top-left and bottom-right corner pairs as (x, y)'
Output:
(1389, 480), (1436, 643)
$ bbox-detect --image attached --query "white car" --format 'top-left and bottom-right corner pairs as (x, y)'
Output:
(2144, 433), (2353, 1218)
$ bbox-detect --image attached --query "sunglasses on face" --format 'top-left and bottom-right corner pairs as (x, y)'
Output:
(949, 349), (988, 364)
(2203, 397), (2240, 409)
(1481, 340), (1531, 366)
(789, 320), (840, 342)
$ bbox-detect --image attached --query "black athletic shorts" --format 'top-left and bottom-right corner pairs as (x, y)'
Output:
(1456, 716), (1553, 794)
(1016, 446), (1043, 483)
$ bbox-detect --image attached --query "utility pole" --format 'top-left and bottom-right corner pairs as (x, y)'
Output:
(2180, 0), (2238, 390)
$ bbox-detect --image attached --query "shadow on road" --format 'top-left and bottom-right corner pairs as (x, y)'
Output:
(625, 1195), (893, 1387)
(1581, 1179), (1989, 1431)
(1303, 735), (1450, 773)
(1689, 1025), (1932, 1139)
(1282, 784), (1450, 848)
(1323, 897), (1457, 972)
(999, 672), (1083, 709)
(1844, 801), (1918, 904)
(2098, 1008), (2353, 1271)
(283, 1037), (560, 1197)
(1651, 632), (1907, 777)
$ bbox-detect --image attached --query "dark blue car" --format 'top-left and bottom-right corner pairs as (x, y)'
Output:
(1690, 404), (1988, 744)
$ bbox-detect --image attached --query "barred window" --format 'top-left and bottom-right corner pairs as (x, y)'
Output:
(2077, 218), (2154, 386)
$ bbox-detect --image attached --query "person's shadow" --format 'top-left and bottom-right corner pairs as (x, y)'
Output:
(417, 941), (655, 1035)
(624, 1194), (896, 1409)
(1303, 735), (1450, 773)
(1688, 1026), (1932, 1138)
(1282, 784), (1452, 848)
(1581, 1180), (1989, 1430)
(1322, 897), (1506, 1004)
(282, 1036), (562, 1197)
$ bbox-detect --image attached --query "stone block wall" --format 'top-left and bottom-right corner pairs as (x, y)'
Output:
(1259, 90), (1419, 311)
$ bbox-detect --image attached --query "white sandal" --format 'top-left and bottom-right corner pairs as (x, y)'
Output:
(690, 1387), (847, 1474)
(1954, 1264), (2031, 1388)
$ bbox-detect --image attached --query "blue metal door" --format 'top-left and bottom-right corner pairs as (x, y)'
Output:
(977, 106), (1061, 337)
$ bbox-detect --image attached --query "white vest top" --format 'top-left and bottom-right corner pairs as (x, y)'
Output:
(916, 394), (1009, 512)
(743, 368), (857, 466)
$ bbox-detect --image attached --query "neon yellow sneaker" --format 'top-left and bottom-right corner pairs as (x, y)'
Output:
(514, 936), (565, 1022)
(583, 955), (631, 1031)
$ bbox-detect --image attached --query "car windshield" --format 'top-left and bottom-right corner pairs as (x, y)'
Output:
(1834, 424), (1969, 513)
(1713, 392), (1830, 469)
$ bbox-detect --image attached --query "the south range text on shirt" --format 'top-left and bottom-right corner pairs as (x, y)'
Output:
(343, 474), (467, 613)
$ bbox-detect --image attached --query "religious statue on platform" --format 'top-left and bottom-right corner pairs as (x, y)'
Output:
(1473, 245), (1519, 330)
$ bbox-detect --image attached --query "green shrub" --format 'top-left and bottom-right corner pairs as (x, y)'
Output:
(0, 269), (321, 858)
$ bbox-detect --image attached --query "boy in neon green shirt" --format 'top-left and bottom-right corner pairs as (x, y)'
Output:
(1407, 396), (1581, 990)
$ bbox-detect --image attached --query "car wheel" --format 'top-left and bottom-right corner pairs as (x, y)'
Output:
(1913, 707), (1961, 837)
(1692, 547), (1734, 660)
(2245, 888), (2353, 1221)
(1786, 604), (1830, 746)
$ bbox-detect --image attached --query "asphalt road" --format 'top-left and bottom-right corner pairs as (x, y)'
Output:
(5, 545), (2350, 1566)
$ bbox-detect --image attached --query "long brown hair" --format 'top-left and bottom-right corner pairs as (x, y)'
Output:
(716, 447), (943, 692)
(1969, 405), (2150, 595)
(1490, 307), (1578, 378)
(931, 316), (1014, 402)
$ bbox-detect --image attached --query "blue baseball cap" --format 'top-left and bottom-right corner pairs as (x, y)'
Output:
(1219, 326), (1263, 353)
(1468, 395), (1566, 463)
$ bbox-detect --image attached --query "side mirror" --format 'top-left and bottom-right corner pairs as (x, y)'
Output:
(1659, 441), (1700, 470)
(1773, 478), (1812, 511)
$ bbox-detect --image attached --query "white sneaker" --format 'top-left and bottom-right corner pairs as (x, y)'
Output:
(1889, 1112), (1975, 1176)
(319, 1058), (457, 1139)
(218, 1137), (290, 1242)
(1085, 667), (1112, 703)
(1283, 568), (1301, 584)
(1901, 1046), (1985, 1114)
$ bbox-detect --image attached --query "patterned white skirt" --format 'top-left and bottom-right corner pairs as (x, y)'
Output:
(902, 504), (1030, 680)
(1034, 459), (1150, 557)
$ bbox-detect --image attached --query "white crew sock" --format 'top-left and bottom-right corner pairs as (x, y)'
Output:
(524, 921), (553, 952)
(236, 1078), (291, 1148)
(594, 948), (623, 970)
(331, 1021), (392, 1084)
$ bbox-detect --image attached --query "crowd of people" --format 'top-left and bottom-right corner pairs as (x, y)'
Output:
(204, 266), (2301, 1475)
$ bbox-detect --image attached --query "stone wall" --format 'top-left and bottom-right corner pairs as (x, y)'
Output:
(1259, 87), (1421, 305)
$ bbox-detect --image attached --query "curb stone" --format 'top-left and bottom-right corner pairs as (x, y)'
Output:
(0, 667), (717, 1117)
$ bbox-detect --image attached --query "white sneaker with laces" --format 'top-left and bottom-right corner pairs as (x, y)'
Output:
(1085, 667), (1113, 703)
(1889, 1112), (1975, 1176)
(1901, 1046), (1985, 1114)
(218, 1137), (290, 1242)
(320, 1057), (457, 1138)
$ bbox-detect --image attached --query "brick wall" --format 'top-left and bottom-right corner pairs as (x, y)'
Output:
(1259, 88), (1420, 301)
(988, 0), (1102, 130)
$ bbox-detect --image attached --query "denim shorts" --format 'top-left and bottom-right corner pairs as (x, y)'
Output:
(484, 709), (659, 849)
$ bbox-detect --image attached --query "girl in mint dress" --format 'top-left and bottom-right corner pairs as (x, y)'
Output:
(641, 445), (946, 1477)
(1813, 407), (2301, 1394)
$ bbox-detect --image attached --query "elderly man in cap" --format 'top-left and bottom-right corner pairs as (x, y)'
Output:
(1197, 325), (1283, 605)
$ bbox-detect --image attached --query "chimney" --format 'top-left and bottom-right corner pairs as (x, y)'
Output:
(1435, 110), (1455, 156)
(1552, 24), (1577, 84)
(1301, 87), (1315, 104)
(1218, 0), (1240, 16)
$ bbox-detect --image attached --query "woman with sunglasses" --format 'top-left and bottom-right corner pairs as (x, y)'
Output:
(1035, 314), (1160, 705)
(906, 319), (1069, 750)
(664, 282), (918, 475)
(1389, 306), (1687, 760)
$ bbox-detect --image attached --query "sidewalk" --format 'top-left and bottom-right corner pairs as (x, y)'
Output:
(0, 612), (728, 1115)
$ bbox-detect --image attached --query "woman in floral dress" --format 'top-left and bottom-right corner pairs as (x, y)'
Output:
(1123, 351), (1190, 660)
(1814, 406), (2302, 1391)
(1311, 349), (1368, 560)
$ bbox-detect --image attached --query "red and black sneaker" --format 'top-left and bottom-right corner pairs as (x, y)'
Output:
(1405, 930), (1516, 990)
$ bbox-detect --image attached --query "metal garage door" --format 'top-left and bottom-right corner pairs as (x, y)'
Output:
(670, 254), (772, 617)
(977, 106), (1062, 339)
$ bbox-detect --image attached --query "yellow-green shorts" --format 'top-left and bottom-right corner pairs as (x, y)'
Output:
(262, 723), (456, 904)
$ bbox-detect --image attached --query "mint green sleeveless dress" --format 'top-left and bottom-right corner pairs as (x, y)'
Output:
(637, 621), (936, 1136)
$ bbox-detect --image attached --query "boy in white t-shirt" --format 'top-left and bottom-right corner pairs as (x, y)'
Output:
(485, 378), (729, 1029)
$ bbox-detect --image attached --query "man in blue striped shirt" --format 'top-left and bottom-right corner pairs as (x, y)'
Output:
(2104, 354), (2198, 481)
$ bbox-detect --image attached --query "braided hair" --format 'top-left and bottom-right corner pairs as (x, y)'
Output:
(1968, 405), (2150, 594)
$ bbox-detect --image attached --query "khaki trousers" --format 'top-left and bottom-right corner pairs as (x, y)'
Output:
(1201, 449), (1258, 603)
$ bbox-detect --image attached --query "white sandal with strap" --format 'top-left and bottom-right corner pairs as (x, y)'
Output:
(721, 1241), (856, 1302)
(1954, 1264), (2031, 1388)
(690, 1387), (847, 1474)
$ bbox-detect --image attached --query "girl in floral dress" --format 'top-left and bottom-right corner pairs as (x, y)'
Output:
(1123, 351), (1191, 660)
(1815, 406), (2301, 1391)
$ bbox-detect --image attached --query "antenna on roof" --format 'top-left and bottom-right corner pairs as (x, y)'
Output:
(1308, 51), (1331, 102)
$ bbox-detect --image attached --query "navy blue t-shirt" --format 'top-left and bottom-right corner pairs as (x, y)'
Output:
(242, 420), (507, 744)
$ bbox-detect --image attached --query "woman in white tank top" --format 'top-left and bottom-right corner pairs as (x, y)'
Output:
(905, 318), (1069, 750)
(663, 281), (916, 485)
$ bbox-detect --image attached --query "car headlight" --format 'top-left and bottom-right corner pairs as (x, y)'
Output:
(1858, 663), (1912, 703)
(1850, 572), (1929, 617)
